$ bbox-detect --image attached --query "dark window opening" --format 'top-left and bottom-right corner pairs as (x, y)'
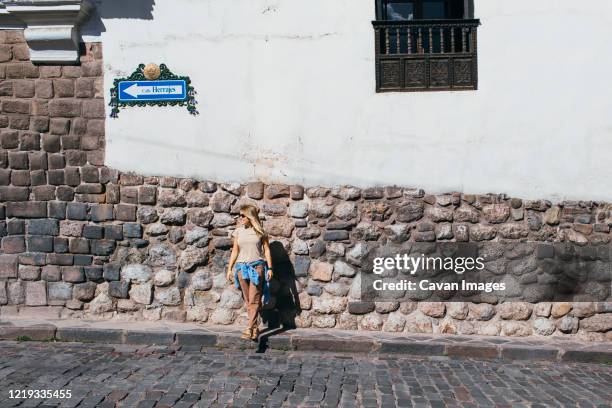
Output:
(373, 0), (480, 92)
(379, 0), (465, 20)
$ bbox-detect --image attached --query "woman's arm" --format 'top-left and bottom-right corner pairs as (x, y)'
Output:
(263, 237), (273, 280)
(226, 238), (239, 282)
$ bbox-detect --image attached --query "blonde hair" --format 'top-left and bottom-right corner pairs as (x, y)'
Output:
(240, 205), (267, 238)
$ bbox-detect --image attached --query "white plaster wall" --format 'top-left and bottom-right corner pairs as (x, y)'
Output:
(89, 0), (612, 202)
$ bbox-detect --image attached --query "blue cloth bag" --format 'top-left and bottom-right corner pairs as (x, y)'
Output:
(233, 259), (271, 304)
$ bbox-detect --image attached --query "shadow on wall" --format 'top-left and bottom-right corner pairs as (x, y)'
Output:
(261, 241), (301, 332)
(82, 0), (156, 37)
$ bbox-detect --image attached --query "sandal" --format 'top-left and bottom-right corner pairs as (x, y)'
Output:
(250, 327), (260, 341)
(240, 327), (252, 340)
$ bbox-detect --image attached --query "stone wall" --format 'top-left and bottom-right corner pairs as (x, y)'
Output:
(0, 30), (611, 341)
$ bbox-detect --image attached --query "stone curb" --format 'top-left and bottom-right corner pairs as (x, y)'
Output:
(0, 324), (610, 364)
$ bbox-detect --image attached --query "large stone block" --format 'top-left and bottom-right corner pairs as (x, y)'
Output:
(103, 263), (121, 281)
(25, 281), (47, 306)
(309, 260), (333, 282)
(6, 201), (46, 218)
(264, 218), (294, 238)
(311, 315), (336, 328)
(468, 303), (495, 321)
(219, 289), (243, 309)
(41, 265), (62, 281)
(160, 208), (186, 225)
(334, 260), (356, 278)
(89, 204), (113, 222)
(25, 218), (59, 236)
(7, 281), (25, 304)
(153, 269), (175, 287)
(27, 236), (53, 252)
(89, 293), (114, 314)
(308, 200), (334, 218)
(73, 282), (96, 301)
(497, 302), (533, 320)
(580, 314), (612, 332)
(155, 287), (182, 306)
(533, 317), (556, 336)
(246, 182), (264, 199)
(348, 301), (375, 315)
(114, 204), (136, 221)
(121, 264), (152, 283)
(419, 302), (446, 318)
(359, 313), (383, 331)
(108, 280), (130, 299)
(129, 283), (152, 305)
(62, 266), (85, 283)
(0, 281), (7, 305)
(312, 297), (347, 314)
(66, 202), (87, 220)
(1, 236), (25, 254)
(19, 265), (40, 281)
(396, 200), (424, 222)
(49, 99), (81, 117)
(2, 99), (30, 114)
(0, 186), (29, 201)
(90, 239), (116, 256)
(48, 282), (73, 301)
(266, 184), (290, 199)
(179, 247), (208, 272)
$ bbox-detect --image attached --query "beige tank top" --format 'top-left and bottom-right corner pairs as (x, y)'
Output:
(230, 226), (264, 263)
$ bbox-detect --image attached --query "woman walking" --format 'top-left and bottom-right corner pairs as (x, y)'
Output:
(226, 205), (273, 341)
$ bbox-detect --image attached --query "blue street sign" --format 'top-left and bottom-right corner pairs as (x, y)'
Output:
(118, 80), (187, 102)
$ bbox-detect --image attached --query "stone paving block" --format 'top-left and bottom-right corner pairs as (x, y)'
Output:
(216, 334), (258, 350)
(56, 327), (123, 344)
(125, 330), (175, 345)
(175, 331), (217, 346)
(292, 337), (375, 353)
(0, 324), (56, 341)
(500, 345), (560, 361)
(561, 350), (612, 364)
(378, 341), (445, 355)
(267, 335), (294, 351)
(445, 344), (500, 359)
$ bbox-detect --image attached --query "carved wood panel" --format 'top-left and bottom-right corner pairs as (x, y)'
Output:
(453, 58), (473, 86)
(429, 59), (450, 88)
(404, 60), (428, 88)
(380, 60), (401, 88)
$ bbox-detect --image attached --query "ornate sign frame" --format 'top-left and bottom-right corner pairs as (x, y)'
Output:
(109, 63), (199, 118)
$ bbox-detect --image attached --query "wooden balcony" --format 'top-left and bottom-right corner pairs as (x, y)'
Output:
(373, 19), (481, 92)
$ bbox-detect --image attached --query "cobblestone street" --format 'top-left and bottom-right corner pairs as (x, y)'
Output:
(0, 341), (610, 408)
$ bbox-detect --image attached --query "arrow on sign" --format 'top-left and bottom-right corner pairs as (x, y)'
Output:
(123, 83), (184, 98)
